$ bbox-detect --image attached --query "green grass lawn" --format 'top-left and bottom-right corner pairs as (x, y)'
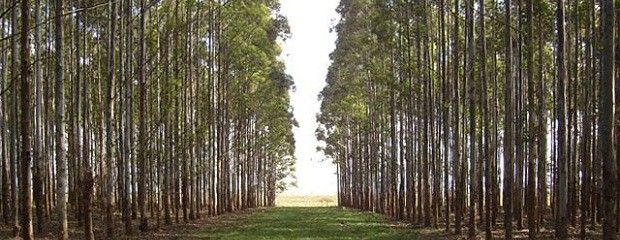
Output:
(200, 207), (435, 239)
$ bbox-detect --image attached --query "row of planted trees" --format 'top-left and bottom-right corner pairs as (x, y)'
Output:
(318, 0), (618, 239)
(0, 0), (297, 239)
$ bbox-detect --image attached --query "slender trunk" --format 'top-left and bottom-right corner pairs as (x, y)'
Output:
(80, 4), (94, 237)
(10, 0), (20, 235)
(19, 0), (33, 238)
(466, 0), (477, 237)
(122, 0), (133, 233)
(537, 5), (548, 226)
(601, 1), (617, 239)
(526, 0), (538, 237)
(555, 0), (569, 238)
(138, 0), (148, 232)
(453, 0), (462, 234)
(504, 0), (514, 238)
(106, 0), (117, 237)
(479, 0), (491, 238)
(137, 0), (148, 232)
(54, 0), (68, 238)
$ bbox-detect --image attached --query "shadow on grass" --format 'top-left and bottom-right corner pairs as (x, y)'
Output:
(200, 207), (442, 240)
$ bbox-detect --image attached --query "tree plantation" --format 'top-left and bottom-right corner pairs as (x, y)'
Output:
(318, 0), (619, 239)
(0, 0), (297, 239)
(2, 0), (620, 239)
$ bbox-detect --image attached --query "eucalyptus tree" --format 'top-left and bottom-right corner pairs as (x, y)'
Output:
(137, 0), (148, 232)
(466, 0), (477, 236)
(105, 0), (117, 236)
(19, 0), (33, 238)
(600, 0), (616, 239)
(54, 0), (68, 238)
(479, 0), (492, 238)
(503, 0), (514, 237)
(555, 0), (569, 238)
(525, 0), (538, 237)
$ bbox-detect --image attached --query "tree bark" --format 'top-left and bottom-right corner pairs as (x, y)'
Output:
(106, 0), (117, 237)
(600, 1), (617, 239)
(19, 0), (34, 238)
(138, 0), (149, 232)
(54, 0), (68, 238)
(555, 0), (569, 238)
(526, 0), (538, 237)
(504, 0), (514, 238)
(466, 0), (477, 237)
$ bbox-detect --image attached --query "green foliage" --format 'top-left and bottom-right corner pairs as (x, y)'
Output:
(221, 1), (297, 193)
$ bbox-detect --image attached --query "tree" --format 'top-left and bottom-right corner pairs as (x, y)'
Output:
(138, 0), (148, 232)
(525, 0), (538, 237)
(19, 0), (34, 238)
(9, 0), (20, 235)
(32, 0), (46, 233)
(453, 0), (463, 234)
(600, 0), (617, 239)
(80, 0), (94, 236)
(466, 0), (477, 237)
(555, 0), (569, 238)
(105, 0), (117, 237)
(121, 0), (133, 233)
(580, 0), (594, 236)
(54, 0), (68, 238)
(0, 0), (11, 227)
(478, 0), (492, 238)
(504, 0), (514, 238)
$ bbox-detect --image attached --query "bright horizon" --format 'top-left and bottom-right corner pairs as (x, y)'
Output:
(280, 0), (339, 196)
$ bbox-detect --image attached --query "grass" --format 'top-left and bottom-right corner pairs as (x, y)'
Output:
(0, 195), (441, 239)
(200, 207), (432, 239)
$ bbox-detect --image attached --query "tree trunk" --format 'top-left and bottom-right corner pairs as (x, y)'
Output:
(80, 4), (94, 238)
(526, 0), (538, 237)
(10, 0), (20, 235)
(453, 0), (462, 234)
(479, 0), (491, 238)
(465, 0), (477, 237)
(138, 0), (149, 232)
(32, 0), (46, 233)
(504, 0), (514, 238)
(122, 0), (133, 234)
(54, 0), (68, 238)
(106, 0), (117, 237)
(19, 0), (34, 238)
(600, 1), (617, 239)
(555, 0), (569, 238)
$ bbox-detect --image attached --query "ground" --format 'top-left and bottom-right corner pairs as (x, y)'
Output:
(0, 195), (444, 239)
(1, 195), (606, 239)
(196, 207), (439, 239)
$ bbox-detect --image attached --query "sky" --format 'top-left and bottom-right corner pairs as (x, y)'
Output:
(279, 0), (340, 196)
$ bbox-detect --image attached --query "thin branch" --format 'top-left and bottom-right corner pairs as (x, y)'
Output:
(0, 0), (20, 22)
(0, 0), (118, 43)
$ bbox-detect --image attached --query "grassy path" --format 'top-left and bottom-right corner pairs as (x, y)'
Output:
(0, 204), (445, 239)
(198, 207), (438, 239)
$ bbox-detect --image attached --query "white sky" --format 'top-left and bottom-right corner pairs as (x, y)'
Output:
(280, 0), (339, 196)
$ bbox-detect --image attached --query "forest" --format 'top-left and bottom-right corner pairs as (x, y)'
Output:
(0, 0), (298, 239)
(318, 0), (619, 239)
(2, 0), (620, 239)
